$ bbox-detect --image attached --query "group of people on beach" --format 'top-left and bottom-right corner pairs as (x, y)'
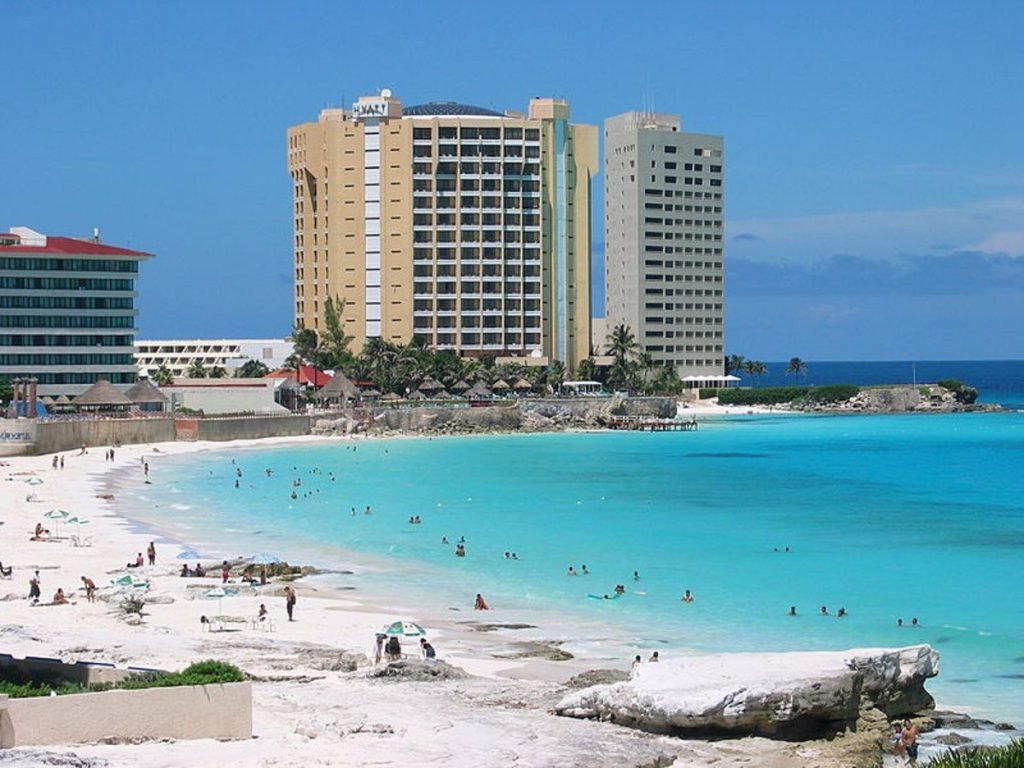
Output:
(27, 569), (76, 607)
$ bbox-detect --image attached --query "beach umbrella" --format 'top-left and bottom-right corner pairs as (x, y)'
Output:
(26, 477), (44, 486)
(381, 619), (427, 638)
(44, 509), (70, 536)
(451, 379), (470, 393)
(66, 516), (90, 538)
(491, 379), (510, 391)
(249, 552), (281, 565)
(206, 586), (226, 614)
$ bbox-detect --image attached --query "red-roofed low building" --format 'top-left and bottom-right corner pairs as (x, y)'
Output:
(265, 364), (332, 388)
(0, 226), (153, 396)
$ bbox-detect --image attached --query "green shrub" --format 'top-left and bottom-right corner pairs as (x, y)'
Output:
(0, 661), (244, 697)
(698, 388), (721, 399)
(937, 379), (964, 391)
(800, 384), (860, 404)
(121, 660), (245, 689)
(927, 739), (1024, 767)
(717, 386), (809, 405)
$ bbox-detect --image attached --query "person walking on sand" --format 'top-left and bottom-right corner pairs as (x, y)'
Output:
(147, 541), (156, 566)
(283, 585), (296, 621)
(28, 570), (41, 603)
(221, 560), (230, 584)
(81, 576), (96, 603)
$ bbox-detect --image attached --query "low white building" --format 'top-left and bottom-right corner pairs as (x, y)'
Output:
(160, 378), (288, 415)
(134, 339), (292, 379)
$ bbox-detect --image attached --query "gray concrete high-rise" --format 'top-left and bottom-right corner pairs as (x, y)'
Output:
(603, 111), (725, 383)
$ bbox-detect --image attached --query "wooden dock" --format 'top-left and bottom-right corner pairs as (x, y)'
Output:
(605, 416), (698, 432)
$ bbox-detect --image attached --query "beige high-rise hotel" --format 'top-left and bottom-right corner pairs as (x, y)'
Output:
(287, 90), (597, 372)
(604, 111), (726, 381)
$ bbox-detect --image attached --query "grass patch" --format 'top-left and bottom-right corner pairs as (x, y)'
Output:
(927, 739), (1024, 767)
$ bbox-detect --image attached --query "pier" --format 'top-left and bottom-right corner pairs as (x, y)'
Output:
(605, 416), (698, 432)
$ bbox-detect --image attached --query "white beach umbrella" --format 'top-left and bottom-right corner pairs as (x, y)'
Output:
(206, 586), (227, 614)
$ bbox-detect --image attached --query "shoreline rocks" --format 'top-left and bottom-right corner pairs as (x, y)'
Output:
(554, 645), (939, 741)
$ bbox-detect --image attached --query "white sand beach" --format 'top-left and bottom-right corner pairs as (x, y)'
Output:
(0, 436), (895, 767)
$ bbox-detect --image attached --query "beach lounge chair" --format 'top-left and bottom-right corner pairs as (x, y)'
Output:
(70, 534), (94, 548)
(0, 561), (11, 579)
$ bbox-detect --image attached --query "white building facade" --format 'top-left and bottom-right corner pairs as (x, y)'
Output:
(134, 339), (292, 378)
(604, 112), (726, 379)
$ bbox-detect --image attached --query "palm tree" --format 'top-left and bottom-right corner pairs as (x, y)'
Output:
(785, 357), (808, 380)
(576, 357), (601, 384)
(151, 364), (173, 387)
(606, 325), (639, 392)
(186, 360), (208, 379)
(236, 359), (269, 379)
(545, 360), (566, 393)
(726, 354), (746, 376)
(209, 365), (228, 379)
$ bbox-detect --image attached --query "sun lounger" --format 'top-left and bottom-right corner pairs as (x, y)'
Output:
(201, 615), (248, 632)
(249, 616), (276, 632)
(70, 534), (94, 547)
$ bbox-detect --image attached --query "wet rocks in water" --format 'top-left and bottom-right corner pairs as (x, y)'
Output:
(935, 732), (973, 746)
(368, 659), (467, 681)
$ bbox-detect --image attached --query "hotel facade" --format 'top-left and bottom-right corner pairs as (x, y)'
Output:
(0, 227), (151, 396)
(287, 90), (597, 373)
(603, 111), (726, 380)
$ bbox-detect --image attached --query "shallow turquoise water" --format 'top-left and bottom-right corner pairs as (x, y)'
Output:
(124, 412), (1024, 723)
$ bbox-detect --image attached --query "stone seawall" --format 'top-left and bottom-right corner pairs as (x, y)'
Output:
(313, 397), (679, 436)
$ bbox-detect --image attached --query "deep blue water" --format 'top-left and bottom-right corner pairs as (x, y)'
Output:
(734, 360), (1024, 411)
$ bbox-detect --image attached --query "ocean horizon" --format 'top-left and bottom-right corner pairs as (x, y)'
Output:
(113, 360), (1024, 726)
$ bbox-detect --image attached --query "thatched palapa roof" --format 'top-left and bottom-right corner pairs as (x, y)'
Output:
(465, 381), (493, 399)
(73, 379), (132, 407)
(317, 372), (360, 401)
(125, 378), (169, 404)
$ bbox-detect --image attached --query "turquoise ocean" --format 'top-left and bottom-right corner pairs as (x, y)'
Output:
(118, 362), (1024, 725)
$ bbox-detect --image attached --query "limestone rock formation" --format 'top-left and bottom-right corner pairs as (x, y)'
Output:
(555, 645), (939, 740)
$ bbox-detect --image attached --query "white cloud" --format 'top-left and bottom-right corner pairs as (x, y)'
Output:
(970, 230), (1024, 257)
(729, 196), (1024, 264)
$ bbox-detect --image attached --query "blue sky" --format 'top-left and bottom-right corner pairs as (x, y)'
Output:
(2, 1), (1022, 360)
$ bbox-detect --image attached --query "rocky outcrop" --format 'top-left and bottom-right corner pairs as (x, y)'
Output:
(801, 385), (997, 414)
(313, 397), (679, 436)
(554, 645), (939, 741)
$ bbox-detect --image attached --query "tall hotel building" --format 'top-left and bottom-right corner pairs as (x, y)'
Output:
(0, 226), (150, 396)
(604, 112), (725, 378)
(287, 90), (597, 372)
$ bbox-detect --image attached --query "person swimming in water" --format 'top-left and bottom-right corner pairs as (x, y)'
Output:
(681, 589), (694, 603)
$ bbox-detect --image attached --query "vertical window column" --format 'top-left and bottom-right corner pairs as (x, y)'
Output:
(364, 122), (382, 338)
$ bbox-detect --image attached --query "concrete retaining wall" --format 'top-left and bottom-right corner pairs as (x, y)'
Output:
(33, 419), (176, 456)
(0, 682), (252, 746)
(195, 415), (311, 441)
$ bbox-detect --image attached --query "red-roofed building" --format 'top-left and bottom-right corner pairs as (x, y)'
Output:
(265, 364), (332, 388)
(0, 226), (153, 396)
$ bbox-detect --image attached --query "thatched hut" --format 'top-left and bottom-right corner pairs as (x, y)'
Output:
(73, 379), (132, 412)
(125, 378), (169, 413)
